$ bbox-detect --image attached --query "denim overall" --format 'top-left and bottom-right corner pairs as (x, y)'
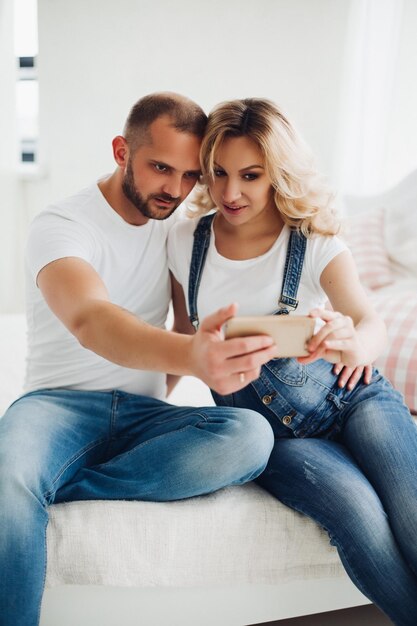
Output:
(188, 212), (377, 440)
(188, 213), (417, 625)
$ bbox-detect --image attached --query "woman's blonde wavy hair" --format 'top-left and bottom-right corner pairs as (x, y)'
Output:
(190, 98), (340, 237)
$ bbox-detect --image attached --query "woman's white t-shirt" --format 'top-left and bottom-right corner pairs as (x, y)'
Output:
(25, 181), (179, 398)
(167, 215), (348, 320)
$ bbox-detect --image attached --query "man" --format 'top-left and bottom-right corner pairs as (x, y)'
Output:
(0, 92), (276, 626)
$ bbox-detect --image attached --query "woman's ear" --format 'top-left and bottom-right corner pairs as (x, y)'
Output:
(112, 136), (129, 168)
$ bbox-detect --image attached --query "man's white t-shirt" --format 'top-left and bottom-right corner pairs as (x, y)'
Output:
(25, 181), (178, 398)
(167, 215), (348, 320)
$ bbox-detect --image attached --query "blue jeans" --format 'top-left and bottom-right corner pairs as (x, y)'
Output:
(0, 388), (274, 626)
(214, 359), (417, 626)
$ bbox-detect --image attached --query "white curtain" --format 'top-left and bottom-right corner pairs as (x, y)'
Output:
(337, 0), (404, 195)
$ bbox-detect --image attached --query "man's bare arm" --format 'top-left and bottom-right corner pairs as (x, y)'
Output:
(37, 257), (276, 394)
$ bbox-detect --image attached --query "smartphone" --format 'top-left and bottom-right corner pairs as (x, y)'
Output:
(224, 315), (316, 358)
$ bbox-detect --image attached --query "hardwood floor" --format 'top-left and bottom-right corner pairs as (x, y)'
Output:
(255, 604), (393, 625)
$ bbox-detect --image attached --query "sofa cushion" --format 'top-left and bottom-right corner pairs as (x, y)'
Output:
(343, 208), (394, 290)
(385, 201), (417, 279)
(45, 483), (345, 588)
(371, 283), (417, 414)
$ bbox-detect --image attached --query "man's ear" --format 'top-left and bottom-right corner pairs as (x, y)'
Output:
(112, 136), (129, 167)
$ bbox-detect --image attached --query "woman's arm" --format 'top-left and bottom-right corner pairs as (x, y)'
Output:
(300, 250), (387, 368)
(166, 274), (195, 395)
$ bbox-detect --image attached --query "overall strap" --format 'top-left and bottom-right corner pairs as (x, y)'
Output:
(272, 229), (307, 315)
(188, 217), (308, 328)
(188, 213), (216, 330)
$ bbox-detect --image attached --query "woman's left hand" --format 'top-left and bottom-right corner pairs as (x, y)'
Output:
(298, 308), (367, 367)
(332, 363), (373, 389)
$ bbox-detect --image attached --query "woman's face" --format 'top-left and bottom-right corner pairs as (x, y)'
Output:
(208, 135), (276, 227)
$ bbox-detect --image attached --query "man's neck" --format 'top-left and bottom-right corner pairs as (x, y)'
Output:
(98, 170), (149, 226)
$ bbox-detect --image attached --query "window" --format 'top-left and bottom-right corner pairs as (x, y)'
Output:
(14, 0), (38, 169)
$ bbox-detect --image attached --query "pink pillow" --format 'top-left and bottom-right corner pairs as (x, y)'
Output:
(371, 288), (417, 414)
(344, 208), (393, 290)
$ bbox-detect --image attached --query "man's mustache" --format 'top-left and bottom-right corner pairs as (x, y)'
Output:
(150, 193), (180, 203)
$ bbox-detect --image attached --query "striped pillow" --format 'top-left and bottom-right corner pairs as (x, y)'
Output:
(344, 208), (393, 290)
(371, 288), (417, 414)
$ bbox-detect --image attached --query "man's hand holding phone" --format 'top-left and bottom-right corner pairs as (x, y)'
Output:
(190, 304), (277, 395)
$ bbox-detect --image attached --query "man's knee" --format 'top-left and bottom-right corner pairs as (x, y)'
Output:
(215, 408), (274, 479)
(0, 451), (46, 517)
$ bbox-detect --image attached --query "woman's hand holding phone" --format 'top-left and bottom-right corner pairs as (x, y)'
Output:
(299, 308), (368, 368)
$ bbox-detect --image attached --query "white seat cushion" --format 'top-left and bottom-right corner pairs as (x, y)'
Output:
(45, 483), (344, 588)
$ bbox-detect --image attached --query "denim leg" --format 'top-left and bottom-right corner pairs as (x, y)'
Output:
(256, 438), (417, 626)
(1, 389), (273, 626)
(56, 393), (274, 502)
(0, 390), (112, 626)
(342, 380), (417, 585)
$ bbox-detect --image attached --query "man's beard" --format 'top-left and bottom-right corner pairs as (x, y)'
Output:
(121, 160), (180, 221)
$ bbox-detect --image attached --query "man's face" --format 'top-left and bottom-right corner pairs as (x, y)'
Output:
(122, 116), (202, 221)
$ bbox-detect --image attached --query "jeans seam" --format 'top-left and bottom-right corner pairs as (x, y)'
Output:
(151, 409), (209, 426)
(328, 530), (373, 603)
(264, 358), (306, 385)
(304, 372), (334, 392)
(100, 420), (208, 467)
(277, 495), (370, 601)
(43, 438), (108, 500)
(110, 391), (119, 438)
(36, 517), (48, 626)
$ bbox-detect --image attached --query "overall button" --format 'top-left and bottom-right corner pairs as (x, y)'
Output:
(282, 415), (293, 426)
(262, 395), (273, 405)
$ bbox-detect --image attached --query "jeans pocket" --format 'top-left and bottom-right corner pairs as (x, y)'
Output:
(264, 358), (306, 386)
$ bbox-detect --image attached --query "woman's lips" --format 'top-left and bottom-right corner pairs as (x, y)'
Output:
(223, 203), (247, 215)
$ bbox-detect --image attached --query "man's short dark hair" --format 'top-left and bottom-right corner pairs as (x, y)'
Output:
(123, 92), (207, 152)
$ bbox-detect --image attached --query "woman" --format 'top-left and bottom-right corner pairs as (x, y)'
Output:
(167, 97), (417, 625)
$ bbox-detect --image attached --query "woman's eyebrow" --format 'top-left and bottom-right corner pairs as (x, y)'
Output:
(213, 161), (264, 171)
(239, 165), (264, 172)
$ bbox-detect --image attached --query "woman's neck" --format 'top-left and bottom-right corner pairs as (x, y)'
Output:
(213, 206), (284, 261)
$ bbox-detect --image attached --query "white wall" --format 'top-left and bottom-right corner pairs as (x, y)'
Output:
(25, 0), (351, 223)
(5, 0), (417, 312)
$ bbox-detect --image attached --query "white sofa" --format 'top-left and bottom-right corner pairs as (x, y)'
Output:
(0, 314), (368, 626)
(2, 169), (416, 626)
